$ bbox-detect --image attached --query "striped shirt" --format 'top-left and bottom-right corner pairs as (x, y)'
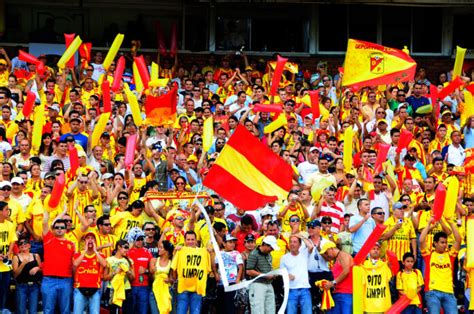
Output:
(318, 201), (345, 233)
(247, 247), (273, 283)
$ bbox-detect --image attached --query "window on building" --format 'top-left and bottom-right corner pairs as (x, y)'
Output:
(453, 14), (474, 49)
(318, 5), (348, 52)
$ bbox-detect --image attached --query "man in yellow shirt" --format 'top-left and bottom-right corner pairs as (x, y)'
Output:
(420, 217), (460, 313)
(25, 185), (52, 254)
(0, 181), (25, 233)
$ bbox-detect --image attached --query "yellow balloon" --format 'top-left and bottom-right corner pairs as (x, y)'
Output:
(103, 34), (124, 71)
(126, 90), (143, 127)
(151, 62), (159, 80)
(91, 112), (111, 149)
(453, 45), (466, 78)
(443, 176), (459, 219)
(343, 127), (353, 172)
(133, 62), (144, 92)
(203, 116), (214, 152)
(31, 104), (45, 153)
(264, 114), (287, 134)
(352, 266), (363, 314)
(57, 36), (82, 69)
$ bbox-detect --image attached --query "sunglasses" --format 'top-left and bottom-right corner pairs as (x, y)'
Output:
(18, 241), (29, 246)
(397, 94), (406, 97)
(136, 237), (144, 241)
(123, 246), (130, 250)
(102, 223), (111, 227)
(118, 197), (128, 200)
(176, 182), (186, 186)
(175, 216), (185, 221)
(79, 181), (88, 184)
(145, 228), (156, 231)
(374, 212), (385, 215)
(1, 187), (11, 191)
(54, 226), (66, 230)
(86, 210), (97, 213)
(321, 221), (332, 225)
(289, 218), (300, 223)
(216, 141), (225, 145)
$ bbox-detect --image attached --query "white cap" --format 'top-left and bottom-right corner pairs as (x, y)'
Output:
(11, 177), (24, 185)
(262, 235), (280, 251)
(260, 208), (273, 217)
(309, 147), (319, 153)
(0, 181), (12, 189)
(102, 173), (113, 180)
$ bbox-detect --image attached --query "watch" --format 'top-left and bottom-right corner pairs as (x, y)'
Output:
(332, 280), (337, 286)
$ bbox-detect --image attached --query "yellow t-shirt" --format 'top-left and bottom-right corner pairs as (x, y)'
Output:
(94, 232), (117, 259)
(130, 174), (153, 203)
(362, 259), (392, 313)
(278, 203), (308, 233)
(0, 220), (17, 272)
(421, 248), (458, 294)
(171, 246), (212, 296)
(396, 269), (423, 306)
(195, 217), (227, 248)
(110, 211), (144, 240)
(25, 197), (45, 237)
(107, 256), (133, 290)
(7, 198), (26, 230)
(383, 216), (416, 261)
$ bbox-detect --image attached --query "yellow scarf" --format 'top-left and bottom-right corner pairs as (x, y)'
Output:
(111, 263), (129, 307)
(153, 273), (172, 314)
(315, 280), (335, 310)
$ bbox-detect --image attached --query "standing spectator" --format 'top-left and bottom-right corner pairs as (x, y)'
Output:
(72, 232), (107, 314)
(171, 231), (212, 314)
(41, 208), (75, 314)
(150, 239), (174, 314)
(396, 252), (423, 314)
(280, 234), (314, 314)
(127, 227), (153, 314)
(312, 186), (345, 233)
(214, 234), (243, 314)
(13, 237), (41, 314)
(319, 241), (353, 314)
(349, 198), (375, 256)
(247, 235), (280, 314)
(0, 201), (16, 312)
(420, 217), (460, 313)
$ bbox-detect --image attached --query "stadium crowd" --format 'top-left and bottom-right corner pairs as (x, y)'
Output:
(0, 42), (472, 314)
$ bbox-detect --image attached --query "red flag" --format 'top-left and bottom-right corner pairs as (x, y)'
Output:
(203, 125), (293, 210)
(101, 80), (112, 113)
(79, 43), (92, 68)
(270, 55), (288, 96)
(64, 33), (76, 68)
(438, 76), (464, 100)
(145, 83), (178, 126)
(374, 143), (390, 173)
(309, 90), (320, 122)
(170, 22), (178, 57)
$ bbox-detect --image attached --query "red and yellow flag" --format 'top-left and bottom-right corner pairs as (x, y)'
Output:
(342, 39), (416, 87)
(203, 125), (293, 210)
(465, 148), (474, 171)
(144, 83), (178, 126)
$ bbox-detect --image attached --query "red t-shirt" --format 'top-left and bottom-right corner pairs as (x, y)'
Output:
(43, 231), (75, 277)
(128, 247), (152, 287)
(73, 252), (103, 288)
(235, 230), (259, 253)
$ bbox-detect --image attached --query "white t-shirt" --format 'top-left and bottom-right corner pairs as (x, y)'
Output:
(297, 162), (318, 183)
(280, 245), (311, 289)
(446, 144), (465, 166)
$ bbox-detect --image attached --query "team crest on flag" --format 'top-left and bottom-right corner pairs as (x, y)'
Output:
(370, 53), (384, 74)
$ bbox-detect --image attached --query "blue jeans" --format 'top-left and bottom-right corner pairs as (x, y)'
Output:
(41, 276), (73, 314)
(287, 288), (312, 314)
(0, 271), (10, 310)
(425, 290), (457, 314)
(176, 291), (202, 314)
(149, 289), (159, 314)
(16, 283), (40, 314)
(327, 293), (353, 314)
(402, 305), (422, 314)
(73, 288), (101, 314)
(131, 286), (149, 314)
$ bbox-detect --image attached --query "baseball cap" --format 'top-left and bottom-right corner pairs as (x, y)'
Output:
(44, 172), (56, 179)
(152, 142), (162, 152)
(0, 59), (6, 65)
(319, 241), (336, 255)
(11, 177), (24, 185)
(102, 173), (114, 180)
(392, 202), (405, 210)
(260, 208), (273, 217)
(262, 235), (279, 251)
(377, 119), (388, 125)
(70, 117), (83, 124)
(187, 155), (198, 163)
(224, 234), (237, 242)
(126, 227), (146, 243)
(441, 110), (452, 116)
(83, 232), (96, 241)
(306, 219), (321, 228)
(245, 234), (256, 242)
(309, 147), (319, 153)
(48, 103), (60, 112)
(0, 181), (11, 189)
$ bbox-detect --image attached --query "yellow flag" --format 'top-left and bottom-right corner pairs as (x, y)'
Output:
(453, 46), (466, 78)
(343, 127), (353, 172)
(342, 39), (417, 87)
(203, 116), (214, 152)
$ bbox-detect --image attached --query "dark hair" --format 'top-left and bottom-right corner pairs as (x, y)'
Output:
(213, 221), (226, 233)
(402, 252), (415, 261)
(97, 215), (110, 226)
(433, 231), (447, 243)
(390, 128), (400, 137)
(357, 198), (369, 210)
(371, 207), (383, 215)
(0, 201), (8, 212)
(185, 230), (196, 239)
(241, 215), (253, 226)
(162, 240), (174, 258)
